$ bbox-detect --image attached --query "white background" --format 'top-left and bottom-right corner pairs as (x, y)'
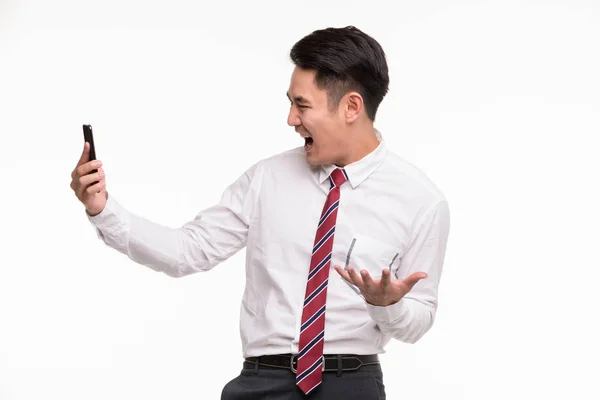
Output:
(1, 0), (599, 399)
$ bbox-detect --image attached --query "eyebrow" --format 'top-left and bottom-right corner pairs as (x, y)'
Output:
(286, 92), (310, 105)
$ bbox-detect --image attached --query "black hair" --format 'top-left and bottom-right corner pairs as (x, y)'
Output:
(289, 25), (389, 121)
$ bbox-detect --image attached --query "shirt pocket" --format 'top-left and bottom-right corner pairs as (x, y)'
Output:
(344, 233), (403, 279)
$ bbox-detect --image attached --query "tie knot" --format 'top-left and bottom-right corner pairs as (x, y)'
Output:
(330, 168), (347, 188)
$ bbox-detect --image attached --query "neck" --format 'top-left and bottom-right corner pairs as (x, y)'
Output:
(335, 123), (379, 167)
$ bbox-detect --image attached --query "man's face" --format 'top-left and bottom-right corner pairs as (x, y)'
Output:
(287, 66), (348, 166)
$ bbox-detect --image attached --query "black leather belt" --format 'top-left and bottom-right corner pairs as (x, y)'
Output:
(244, 353), (379, 373)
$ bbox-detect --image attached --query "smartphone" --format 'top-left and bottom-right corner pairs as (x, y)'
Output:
(82, 124), (99, 184)
(82, 124), (97, 170)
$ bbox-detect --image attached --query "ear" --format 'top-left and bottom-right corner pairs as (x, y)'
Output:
(344, 92), (363, 123)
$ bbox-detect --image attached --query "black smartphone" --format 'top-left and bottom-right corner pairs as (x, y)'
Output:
(82, 124), (99, 186)
(82, 124), (98, 174)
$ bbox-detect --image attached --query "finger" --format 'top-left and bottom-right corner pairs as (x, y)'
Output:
(85, 178), (106, 195)
(77, 168), (104, 188)
(346, 266), (364, 288)
(333, 265), (353, 283)
(360, 269), (376, 291)
(73, 166), (104, 185)
(76, 171), (105, 198)
(403, 272), (428, 290)
(381, 268), (392, 289)
(75, 160), (102, 179)
(77, 141), (90, 166)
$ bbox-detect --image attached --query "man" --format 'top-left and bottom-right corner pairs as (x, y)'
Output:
(70, 26), (450, 399)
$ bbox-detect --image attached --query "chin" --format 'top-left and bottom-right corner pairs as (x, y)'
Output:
(305, 154), (319, 165)
(305, 152), (331, 166)
(305, 152), (322, 166)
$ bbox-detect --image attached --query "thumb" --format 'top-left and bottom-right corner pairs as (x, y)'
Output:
(403, 272), (428, 290)
(77, 141), (90, 166)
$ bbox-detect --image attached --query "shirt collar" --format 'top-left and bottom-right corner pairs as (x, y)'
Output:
(319, 129), (386, 189)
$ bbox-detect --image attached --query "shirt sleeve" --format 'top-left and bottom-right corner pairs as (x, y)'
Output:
(366, 200), (451, 343)
(86, 161), (263, 277)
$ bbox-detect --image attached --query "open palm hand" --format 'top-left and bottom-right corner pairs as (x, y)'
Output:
(333, 265), (427, 307)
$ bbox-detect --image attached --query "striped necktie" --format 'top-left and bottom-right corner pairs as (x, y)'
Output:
(296, 167), (348, 395)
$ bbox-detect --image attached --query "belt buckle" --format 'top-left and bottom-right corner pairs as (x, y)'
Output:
(290, 355), (325, 373)
(290, 354), (297, 373)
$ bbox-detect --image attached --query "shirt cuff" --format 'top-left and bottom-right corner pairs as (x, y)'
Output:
(366, 298), (410, 324)
(86, 193), (127, 234)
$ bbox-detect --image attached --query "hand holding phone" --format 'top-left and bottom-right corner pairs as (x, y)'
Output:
(70, 124), (107, 216)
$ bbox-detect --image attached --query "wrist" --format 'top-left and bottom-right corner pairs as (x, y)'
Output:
(86, 208), (102, 217)
(85, 193), (108, 216)
(365, 295), (402, 307)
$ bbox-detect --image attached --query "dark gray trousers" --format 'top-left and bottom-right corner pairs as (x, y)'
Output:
(221, 361), (386, 399)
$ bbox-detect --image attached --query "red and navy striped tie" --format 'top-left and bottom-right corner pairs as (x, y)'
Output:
(296, 168), (348, 395)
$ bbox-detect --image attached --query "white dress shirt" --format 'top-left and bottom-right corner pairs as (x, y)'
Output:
(87, 131), (450, 357)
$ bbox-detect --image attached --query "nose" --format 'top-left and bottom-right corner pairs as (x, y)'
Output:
(287, 106), (301, 127)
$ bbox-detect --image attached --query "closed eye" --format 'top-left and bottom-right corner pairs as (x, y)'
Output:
(289, 102), (309, 111)
(287, 93), (310, 109)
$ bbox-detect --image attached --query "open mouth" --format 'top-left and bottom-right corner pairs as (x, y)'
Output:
(304, 137), (314, 152)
